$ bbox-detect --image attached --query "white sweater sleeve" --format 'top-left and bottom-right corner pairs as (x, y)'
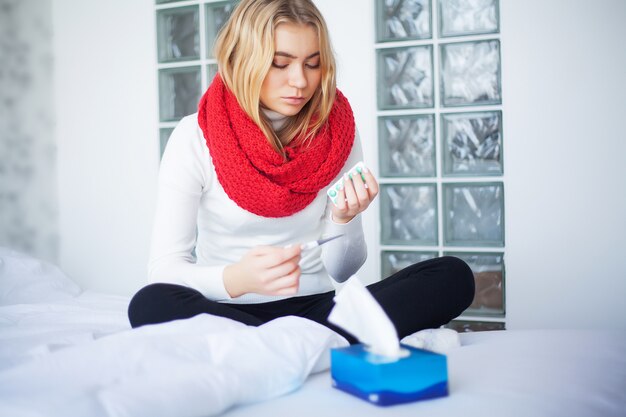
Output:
(321, 130), (368, 282)
(147, 116), (231, 300)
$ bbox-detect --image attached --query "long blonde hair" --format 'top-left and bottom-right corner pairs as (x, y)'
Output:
(214, 0), (337, 155)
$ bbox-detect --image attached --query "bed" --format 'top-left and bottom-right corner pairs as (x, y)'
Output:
(1, 247), (625, 417)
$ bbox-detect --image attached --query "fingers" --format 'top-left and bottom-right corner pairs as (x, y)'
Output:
(349, 171), (370, 202)
(333, 182), (348, 211)
(244, 245), (301, 295)
(283, 244), (302, 259)
(332, 168), (379, 217)
(348, 168), (379, 202)
(334, 174), (363, 211)
(265, 256), (300, 281)
(342, 173), (360, 209)
(252, 245), (301, 268)
(254, 260), (300, 295)
(231, 244), (301, 297)
(267, 268), (301, 295)
(362, 168), (379, 197)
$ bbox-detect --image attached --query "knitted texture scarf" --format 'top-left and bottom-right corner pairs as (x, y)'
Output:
(198, 75), (355, 218)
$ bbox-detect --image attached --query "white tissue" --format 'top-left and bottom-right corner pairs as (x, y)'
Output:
(328, 277), (402, 358)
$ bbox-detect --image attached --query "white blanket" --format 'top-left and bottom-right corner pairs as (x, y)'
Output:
(0, 248), (348, 417)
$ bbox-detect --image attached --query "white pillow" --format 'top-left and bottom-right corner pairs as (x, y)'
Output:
(0, 247), (81, 305)
(401, 328), (461, 354)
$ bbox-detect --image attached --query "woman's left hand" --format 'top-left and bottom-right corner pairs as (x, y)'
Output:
(330, 167), (379, 224)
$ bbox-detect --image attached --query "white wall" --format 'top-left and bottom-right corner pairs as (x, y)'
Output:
(501, 0), (626, 330)
(52, 0), (626, 330)
(0, 0), (58, 263)
(52, 0), (158, 295)
(314, 0), (379, 286)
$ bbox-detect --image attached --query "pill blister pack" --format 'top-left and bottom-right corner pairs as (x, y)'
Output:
(327, 161), (367, 206)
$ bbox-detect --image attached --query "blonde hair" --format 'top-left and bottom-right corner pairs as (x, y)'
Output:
(214, 0), (337, 154)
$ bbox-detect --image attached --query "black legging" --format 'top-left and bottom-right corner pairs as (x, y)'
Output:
(128, 256), (475, 343)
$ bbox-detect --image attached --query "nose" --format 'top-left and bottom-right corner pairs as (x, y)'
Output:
(288, 64), (307, 90)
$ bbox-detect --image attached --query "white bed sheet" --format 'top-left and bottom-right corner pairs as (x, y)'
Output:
(1, 248), (625, 417)
(225, 329), (626, 417)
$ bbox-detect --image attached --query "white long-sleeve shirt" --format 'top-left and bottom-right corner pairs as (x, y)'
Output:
(148, 112), (367, 304)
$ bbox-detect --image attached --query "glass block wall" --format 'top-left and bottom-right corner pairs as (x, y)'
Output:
(155, 0), (237, 157)
(376, 0), (505, 332)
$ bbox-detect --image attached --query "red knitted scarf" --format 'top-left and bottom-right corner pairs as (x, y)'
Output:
(197, 75), (355, 218)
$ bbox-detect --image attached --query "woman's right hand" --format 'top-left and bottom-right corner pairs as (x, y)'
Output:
(223, 245), (302, 298)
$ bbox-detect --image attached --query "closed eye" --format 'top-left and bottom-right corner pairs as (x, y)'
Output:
(271, 61), (320, 70)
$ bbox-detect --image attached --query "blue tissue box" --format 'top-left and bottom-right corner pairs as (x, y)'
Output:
(330, 344), (448, 406)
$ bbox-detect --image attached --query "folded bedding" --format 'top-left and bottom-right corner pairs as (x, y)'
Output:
(0, 248), (347, 417)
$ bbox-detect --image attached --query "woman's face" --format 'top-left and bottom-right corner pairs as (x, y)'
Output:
(260, 23), (322, 116)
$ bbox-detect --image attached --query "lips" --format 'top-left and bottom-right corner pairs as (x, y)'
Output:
(282, 96), (306, 105)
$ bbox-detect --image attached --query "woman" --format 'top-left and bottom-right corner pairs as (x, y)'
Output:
(128, 0), (474, 343)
